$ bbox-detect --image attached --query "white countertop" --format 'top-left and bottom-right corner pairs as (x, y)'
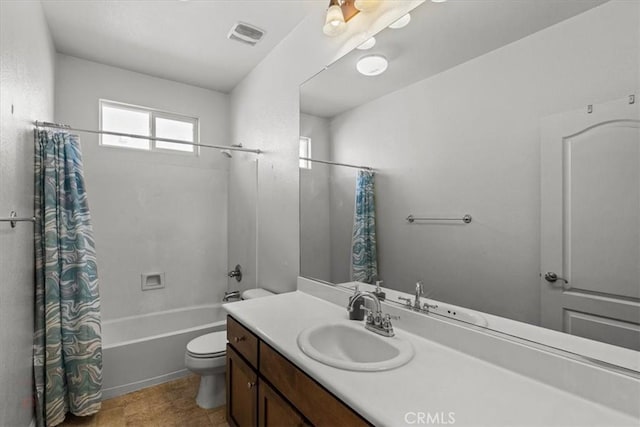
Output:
(225, 291), (638, 427)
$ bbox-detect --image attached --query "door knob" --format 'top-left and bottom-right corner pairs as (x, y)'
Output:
(544, 272), (569, 284)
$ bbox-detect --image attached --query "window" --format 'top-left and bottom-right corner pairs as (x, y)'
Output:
(299, 136), (312, 169)
(99, 100), (198, 154)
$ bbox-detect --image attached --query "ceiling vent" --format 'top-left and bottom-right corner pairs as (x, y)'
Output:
(227, 22), (266, 47)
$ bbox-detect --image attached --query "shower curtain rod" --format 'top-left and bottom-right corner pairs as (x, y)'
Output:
(34, 121), (262, 154)
(299, 157), (373, 171)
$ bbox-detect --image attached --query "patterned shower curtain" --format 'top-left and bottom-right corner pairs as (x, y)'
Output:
(351, 170), (378, 283)
(34, 130), (102, 427)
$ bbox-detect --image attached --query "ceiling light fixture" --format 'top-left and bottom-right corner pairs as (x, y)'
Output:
(323, 0), (378, 37)
(323, 0), (347, 36)
(389, 13), (411, 29)
(356, 37), (376, 50)
(354, 0), (381, 12)
(356, 54), (388, 76)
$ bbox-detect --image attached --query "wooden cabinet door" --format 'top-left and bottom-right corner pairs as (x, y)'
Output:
(258, 380), (307, 427)
(227, 344), (258, 427)
(259, 342), (370, 427)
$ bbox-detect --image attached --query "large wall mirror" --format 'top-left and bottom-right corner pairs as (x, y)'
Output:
(299, 0), (639, 370)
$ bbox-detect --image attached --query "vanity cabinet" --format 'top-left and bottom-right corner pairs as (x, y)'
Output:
(226, 315), (370, 427)
(226, 345), (258, 427)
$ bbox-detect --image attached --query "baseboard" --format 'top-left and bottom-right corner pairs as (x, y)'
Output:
(101, 369), (190, 400)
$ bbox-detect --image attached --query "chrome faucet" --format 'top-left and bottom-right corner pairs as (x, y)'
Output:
(414, 281), (424, 310)
(397, 281), (439, 313)
(346, 291), (397, 337)
(347, 290), (382, 314)
(223, 290), (240, 302)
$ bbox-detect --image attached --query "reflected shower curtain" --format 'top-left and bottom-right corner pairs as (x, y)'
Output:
(34, 130), (102, 427)
(351, 170), (378, 283)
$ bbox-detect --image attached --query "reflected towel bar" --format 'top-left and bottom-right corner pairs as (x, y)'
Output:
(406, 214), (472, 224)
(1, 211), (36, 228)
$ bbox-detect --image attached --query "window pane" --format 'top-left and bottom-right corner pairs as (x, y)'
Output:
(101, 104), (150, 150)
(155, 117), (194, 152)
(299, 137), (311, 169)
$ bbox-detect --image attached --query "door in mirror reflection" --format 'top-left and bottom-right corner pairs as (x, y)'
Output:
(541, 97), (640, 350)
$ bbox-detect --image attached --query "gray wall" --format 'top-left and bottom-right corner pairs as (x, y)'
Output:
(229, 2), (418, 294)
(326, 1), (640, 324)
(328, 164), (357, 284)
(55, 55), (232, 320)
(299, 113), (331, 281)
(0, 1), (56, 425)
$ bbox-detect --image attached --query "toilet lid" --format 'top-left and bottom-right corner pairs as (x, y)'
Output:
(241, 288), (275, 300)
(187, 331), (227, 357)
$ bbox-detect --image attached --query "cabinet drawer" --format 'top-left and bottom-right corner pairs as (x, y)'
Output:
(227, 315), (259, 368)
(259, 342), (370, 427)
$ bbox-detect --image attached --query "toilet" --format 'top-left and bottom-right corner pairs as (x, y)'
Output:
(184, 288), (274, 409)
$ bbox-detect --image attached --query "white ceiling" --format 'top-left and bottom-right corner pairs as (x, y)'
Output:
(301, 0), (608, 118)
(41, 0), (318, 93)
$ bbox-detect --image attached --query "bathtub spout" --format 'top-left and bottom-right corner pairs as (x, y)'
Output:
(223, 291), (241, 302)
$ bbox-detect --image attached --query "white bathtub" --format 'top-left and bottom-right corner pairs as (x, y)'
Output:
(101, 304), (226, 399)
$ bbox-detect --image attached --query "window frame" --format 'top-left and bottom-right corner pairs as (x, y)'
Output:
(299, 136), (312, 169)
(99, 99), (200, 156)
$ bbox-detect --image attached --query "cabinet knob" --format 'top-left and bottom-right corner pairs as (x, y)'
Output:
(247, 381), (256, 389)
(234, 336), (246, 343)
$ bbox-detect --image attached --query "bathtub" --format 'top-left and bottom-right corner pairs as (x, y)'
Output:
(101, 304), (226, 399)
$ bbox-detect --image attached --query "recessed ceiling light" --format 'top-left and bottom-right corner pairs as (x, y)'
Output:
(356, 37), (376, 50)
(356, 55), (388, 76)
(389, 13), (411, 29)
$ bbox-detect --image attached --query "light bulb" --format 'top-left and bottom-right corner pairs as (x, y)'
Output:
(354, 0), (380, 12)
(323, 4), (346, 36)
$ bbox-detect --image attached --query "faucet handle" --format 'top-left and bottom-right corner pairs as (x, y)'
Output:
(381, 314), (395, 335)
(422, 302), (438, 312)
(398, 296), (412, 306)
(360, 306), (374, 324)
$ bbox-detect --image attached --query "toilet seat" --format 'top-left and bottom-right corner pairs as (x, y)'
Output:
(186, 331), (227, 358)
(241, 288), (275, 300)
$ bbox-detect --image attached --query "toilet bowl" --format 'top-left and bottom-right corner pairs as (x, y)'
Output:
(184, 332), (227, 409)
(184, 288), (274, 409)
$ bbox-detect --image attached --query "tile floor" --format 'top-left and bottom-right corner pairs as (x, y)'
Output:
(60, 375), (228, 427)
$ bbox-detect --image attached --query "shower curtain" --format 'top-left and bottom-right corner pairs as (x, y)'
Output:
(351, 170), (378, 283)
(34, 130), (102, 427)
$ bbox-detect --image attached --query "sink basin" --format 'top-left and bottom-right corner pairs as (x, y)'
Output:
(297, 322), (414, 371)
(429, 304), (488, 327)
